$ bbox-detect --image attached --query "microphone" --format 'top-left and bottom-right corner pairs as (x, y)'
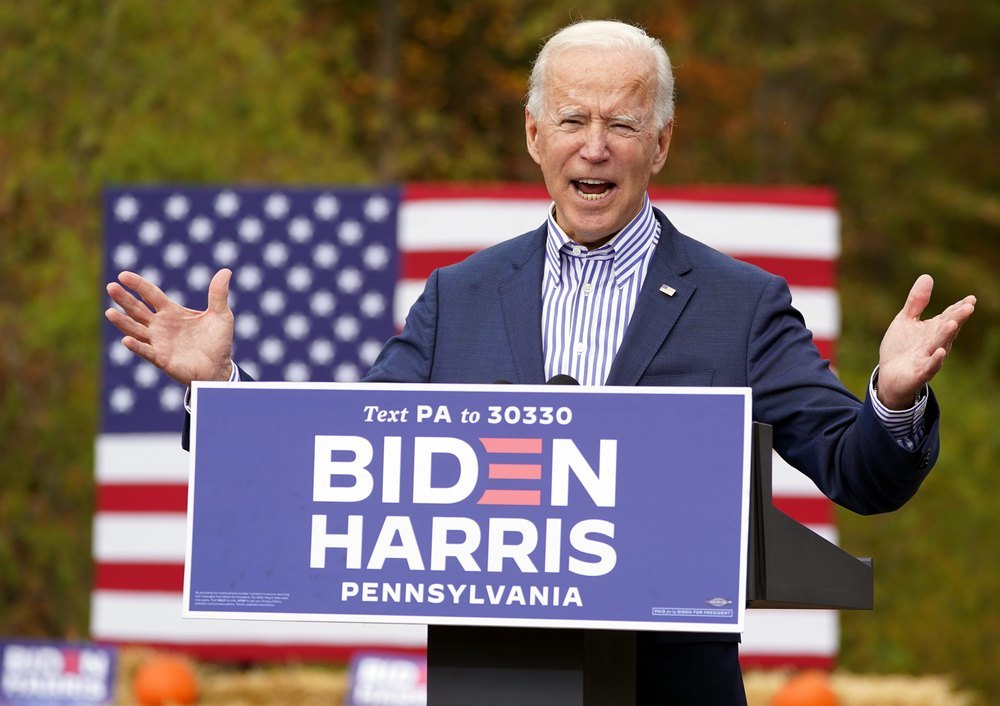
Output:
(546, 374), (579, 385)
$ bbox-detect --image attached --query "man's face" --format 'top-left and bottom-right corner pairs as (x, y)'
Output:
(526, 47), (672, 248)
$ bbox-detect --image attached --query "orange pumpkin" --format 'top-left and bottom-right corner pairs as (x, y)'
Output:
(132, 653), (198, 706)
(771, 670), (838, 706)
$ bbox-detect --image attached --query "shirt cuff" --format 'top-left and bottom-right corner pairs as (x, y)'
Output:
(869, 366), (929, 452)
(183, 361), (239, 413)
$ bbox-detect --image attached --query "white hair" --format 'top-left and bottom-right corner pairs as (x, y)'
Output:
(526, 20), (675, 129)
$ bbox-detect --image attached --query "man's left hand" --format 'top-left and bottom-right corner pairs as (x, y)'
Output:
(876, 274), (976, 410)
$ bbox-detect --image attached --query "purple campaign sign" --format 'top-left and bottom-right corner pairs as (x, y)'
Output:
(184, 383), (751, 633)
(348, 652), (427, 706)
(0, 640), (116, 706)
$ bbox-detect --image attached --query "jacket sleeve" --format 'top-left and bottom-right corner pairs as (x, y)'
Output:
(748, 276), (940, 514)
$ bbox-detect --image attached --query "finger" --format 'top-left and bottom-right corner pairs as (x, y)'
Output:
(207, 269), (233, 314)
(938, 294), (977, 318)
(924, 347), (948, 379)
(935, 318), (961, 354)
(106, 307), (153, 343)
(121, 335), (159, 366)
(932, 298), (976, 341)
(901, 274), (934, 320)
(117, 270), (172, 312)
(940, 299), (978, 354)
(952, 301), (976, 335)
(107, 281), (153, 325)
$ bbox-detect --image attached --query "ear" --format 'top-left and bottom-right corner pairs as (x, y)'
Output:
(650, 120), (673, 175)
(525, 108), (542, 166)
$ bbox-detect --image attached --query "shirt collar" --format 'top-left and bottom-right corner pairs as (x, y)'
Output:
(544, 194), (658, 288)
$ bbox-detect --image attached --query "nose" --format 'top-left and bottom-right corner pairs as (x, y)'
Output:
(578, 123), (610, 162)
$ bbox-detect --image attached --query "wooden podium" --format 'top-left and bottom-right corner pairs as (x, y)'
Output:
(426, 423), (873, 705)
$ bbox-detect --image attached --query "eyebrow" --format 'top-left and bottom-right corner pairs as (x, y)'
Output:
(554, 109), (644, 127)
(609, 114), (642, 127)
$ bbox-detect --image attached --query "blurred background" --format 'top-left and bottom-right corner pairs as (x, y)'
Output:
(1, 0), (996, 702)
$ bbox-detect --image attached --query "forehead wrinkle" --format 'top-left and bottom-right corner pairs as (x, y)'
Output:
(545, 67), (657, 127)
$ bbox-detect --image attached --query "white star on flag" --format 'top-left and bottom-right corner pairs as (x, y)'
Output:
(314, 194), (340, 220)
(215, 191), (240, 217)
(236, 265), (263, 291)
(115, 195), (139, 221)
(265, 193), (290, 219)
(165, 194), (190, 220)
(239, 217), (264, 242)
(289, 217), (314, 243)
(338, 220), (364, 245)
(138, 220), (164, 245)
(364, 195), (392, 222)
(314, 243), (339, 268)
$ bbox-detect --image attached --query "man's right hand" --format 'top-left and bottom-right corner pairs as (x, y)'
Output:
(106, 268), (235, 387)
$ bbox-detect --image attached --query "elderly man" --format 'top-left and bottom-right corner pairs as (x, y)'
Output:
(107, 19), (975, 704)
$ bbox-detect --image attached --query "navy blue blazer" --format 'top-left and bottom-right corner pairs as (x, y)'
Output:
(367, 208), (939, 515)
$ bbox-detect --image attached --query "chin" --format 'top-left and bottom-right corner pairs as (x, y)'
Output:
(573, 214), (625, 241)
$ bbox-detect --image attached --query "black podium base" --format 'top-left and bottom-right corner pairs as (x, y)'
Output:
(427, 625), (636, 705)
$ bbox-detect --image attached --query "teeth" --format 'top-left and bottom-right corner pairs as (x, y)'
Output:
(573, 180), (614, 201)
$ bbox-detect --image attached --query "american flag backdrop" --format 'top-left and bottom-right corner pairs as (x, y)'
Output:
(96, 184), (841, 668)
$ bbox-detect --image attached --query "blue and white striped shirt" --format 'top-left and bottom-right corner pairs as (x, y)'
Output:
(542, 196), (659, 386)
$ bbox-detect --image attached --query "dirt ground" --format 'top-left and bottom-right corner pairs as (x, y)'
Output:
(115, 648), (979, 706)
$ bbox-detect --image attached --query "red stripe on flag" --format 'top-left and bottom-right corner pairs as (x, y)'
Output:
(401, 252), (834, 289)
(814, 338), (835, 363)
(400, 251), (478, 278)
(650, 185), (837, 208)
(403, 183), (837, 208)
(772, 496), (834, 526)
(403, 183), (551, 201)
(733, 256), (835, 288)
(95, 562), (185, 592)
(97, 484), (188, 513)
(739, 654), (835, 671)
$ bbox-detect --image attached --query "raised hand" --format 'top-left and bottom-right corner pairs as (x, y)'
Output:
(106, 268), (235, 387)
(876, 274), (976, 409)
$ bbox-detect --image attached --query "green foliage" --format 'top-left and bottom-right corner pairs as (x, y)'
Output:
(837, 352), (999, 701)
(1, 0), (373, 637)
(0, 0), (996, 699)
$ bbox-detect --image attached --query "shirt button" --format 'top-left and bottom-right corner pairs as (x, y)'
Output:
(575, 342), (585, 354)
(583, 283), (593, 295)
(574, 246), (585, 255)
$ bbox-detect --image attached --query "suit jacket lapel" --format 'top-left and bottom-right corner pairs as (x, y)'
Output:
(606, 210), (695, 386)
(499, 226), (547, 383)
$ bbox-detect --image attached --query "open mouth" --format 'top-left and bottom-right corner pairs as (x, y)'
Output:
(572, 179), (616, 201)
